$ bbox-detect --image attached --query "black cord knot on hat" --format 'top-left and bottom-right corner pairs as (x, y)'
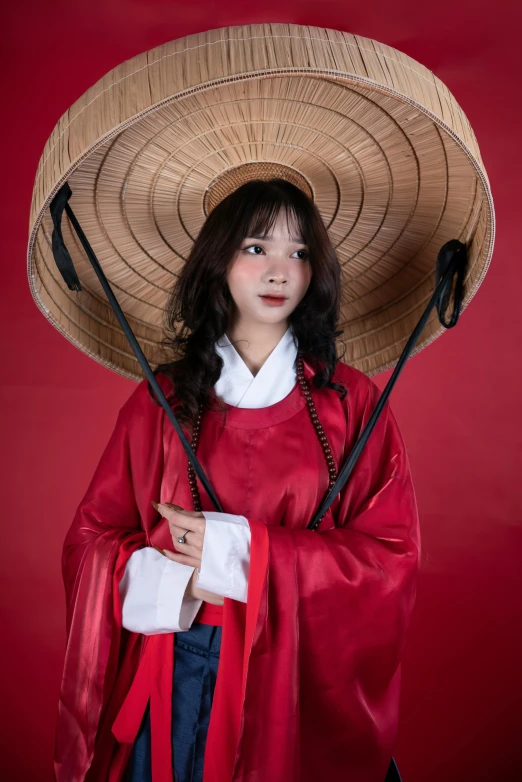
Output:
(49, 182), (82, 292)
(435, 239), (467, 329)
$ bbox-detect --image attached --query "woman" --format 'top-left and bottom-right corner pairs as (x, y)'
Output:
(58, 179), (420, 782)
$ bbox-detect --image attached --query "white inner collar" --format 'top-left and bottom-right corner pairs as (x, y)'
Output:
(214, 326), (298, 408)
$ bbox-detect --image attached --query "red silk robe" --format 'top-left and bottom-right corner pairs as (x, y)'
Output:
(55, 357), (421, 782)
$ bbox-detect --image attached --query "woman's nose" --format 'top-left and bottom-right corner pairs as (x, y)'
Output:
(265, 262), (288, 283)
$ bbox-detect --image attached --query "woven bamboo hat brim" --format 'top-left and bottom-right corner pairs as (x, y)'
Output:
(27, 23), (495, 380)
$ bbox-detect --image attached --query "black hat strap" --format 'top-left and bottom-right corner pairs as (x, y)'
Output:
(309, 238), (467, 529)
(49, 182), (224, 513)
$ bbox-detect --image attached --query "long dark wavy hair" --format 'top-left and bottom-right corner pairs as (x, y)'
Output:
(150, 178), (346, 427)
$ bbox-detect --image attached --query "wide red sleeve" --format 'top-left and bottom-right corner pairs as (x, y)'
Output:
(55, 405), (149, 782)
(210, 378), (421, 782)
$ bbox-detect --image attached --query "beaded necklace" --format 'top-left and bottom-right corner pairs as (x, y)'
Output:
(187, 353), (337, 524)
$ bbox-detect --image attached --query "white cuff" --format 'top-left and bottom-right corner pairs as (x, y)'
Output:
(197, 512), (251, 602)
(119, 547), (203, 634)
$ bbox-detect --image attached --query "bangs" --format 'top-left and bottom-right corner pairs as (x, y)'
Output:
(242, 192), (308, 245)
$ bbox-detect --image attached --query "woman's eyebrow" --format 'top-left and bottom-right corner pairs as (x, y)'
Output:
(247, 234), (307, 244)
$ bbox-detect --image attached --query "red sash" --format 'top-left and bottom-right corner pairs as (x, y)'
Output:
(111, 607), (222, 780)
(112, 521), (268, 782)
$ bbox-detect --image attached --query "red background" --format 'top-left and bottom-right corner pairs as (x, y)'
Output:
(2, 2), (521, 780)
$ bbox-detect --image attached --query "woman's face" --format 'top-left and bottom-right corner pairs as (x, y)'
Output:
(226, 209), (312, 328)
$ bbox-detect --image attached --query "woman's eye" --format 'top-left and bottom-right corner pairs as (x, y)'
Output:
(294, 250), (309, 260)
(243, 245), (264, 255)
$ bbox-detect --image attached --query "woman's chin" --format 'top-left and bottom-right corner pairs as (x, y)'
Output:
(253, 310), (290, 326)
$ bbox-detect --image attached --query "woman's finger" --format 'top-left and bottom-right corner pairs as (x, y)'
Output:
(172, 540), (200, 557)
(155, 503), (205, 533)
(169, 524), (203, 553)
(162, 503), (203, 519)
(169, 521), (203, 541)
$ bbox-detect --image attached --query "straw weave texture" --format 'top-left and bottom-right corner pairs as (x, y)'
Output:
(27, 23), (495, 379)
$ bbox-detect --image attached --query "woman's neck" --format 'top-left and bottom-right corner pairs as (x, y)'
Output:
(226, 320), (289, 376)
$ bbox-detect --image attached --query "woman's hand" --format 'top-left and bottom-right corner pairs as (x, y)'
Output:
(151, 500), (224, 606)
(152, 501), (205, 569)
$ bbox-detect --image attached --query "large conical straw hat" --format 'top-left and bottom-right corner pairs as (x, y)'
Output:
(27, 22), (495, 380)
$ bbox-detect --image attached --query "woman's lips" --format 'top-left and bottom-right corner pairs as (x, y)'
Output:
(260, 295), (288, 307)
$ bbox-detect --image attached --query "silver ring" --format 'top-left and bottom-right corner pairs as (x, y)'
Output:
(177, 529), (190, 544)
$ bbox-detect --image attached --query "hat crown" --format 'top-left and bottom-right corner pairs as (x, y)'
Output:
(205, 162), (313, 214)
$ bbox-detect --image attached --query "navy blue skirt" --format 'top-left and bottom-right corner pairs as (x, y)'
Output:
(125, 623), (222, 782)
